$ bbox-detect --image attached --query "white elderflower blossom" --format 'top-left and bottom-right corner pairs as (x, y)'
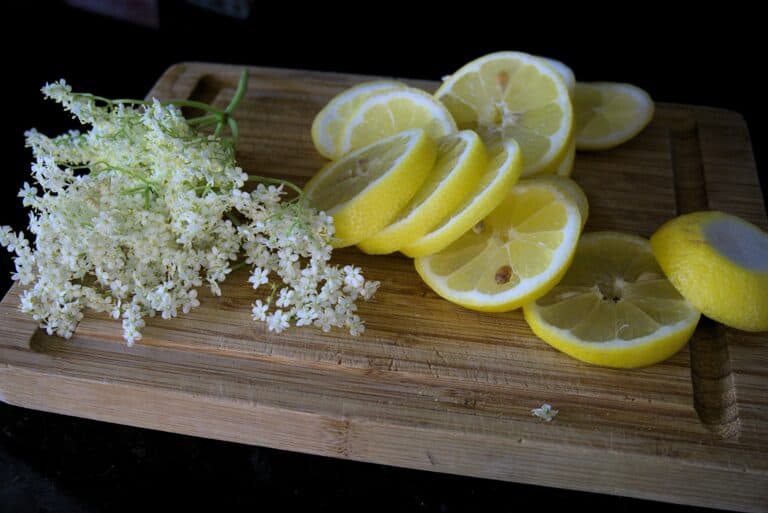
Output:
(1, 74), (379, 344)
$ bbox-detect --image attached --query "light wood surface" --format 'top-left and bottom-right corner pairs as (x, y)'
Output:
(1, 62), (767, 512)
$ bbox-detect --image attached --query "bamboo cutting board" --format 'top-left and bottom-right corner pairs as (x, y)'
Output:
(1, 63), (767, 512)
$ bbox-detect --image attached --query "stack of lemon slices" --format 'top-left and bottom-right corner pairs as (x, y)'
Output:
(305, 51), (767, 369)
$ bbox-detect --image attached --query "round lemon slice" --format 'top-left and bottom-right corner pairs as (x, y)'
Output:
(401, 139), (523, 258)
(435, 51), (573, 177)
(303, 129), (437, 248)
(311, 80), (406, 159)
(650, 211), (768, 332)
(357, 131), (488, 255)
(340, 87), (457, 155)
(415, 177), (584, 312)
(574, 82), (654, 151)
(524, 232), (701, 368)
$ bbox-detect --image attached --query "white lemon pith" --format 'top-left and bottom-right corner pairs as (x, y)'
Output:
(415, 177), (585, 312)
(574, 82), (654, 151)
(340, 87), (456, 155)
(401, 139), (523, 258)
(357, 131), (488, 255)
(303, 129), (437, 248)
(435, 51), (573, 177)
(650, 211), (768, 332)
(311, 80), (406, 159)
(524, 232), (701, 368)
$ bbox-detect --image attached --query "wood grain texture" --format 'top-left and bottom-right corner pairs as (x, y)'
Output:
(1, 62), (767, 512)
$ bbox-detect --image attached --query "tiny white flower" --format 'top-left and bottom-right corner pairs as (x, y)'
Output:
(531, 403), (558, 422)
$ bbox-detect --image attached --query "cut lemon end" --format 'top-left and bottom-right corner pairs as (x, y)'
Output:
(435, 51), (573, 177)
(574, 82), (654, 151)
(340, 87), (457, 156)
(415, 177), (584, 312)
(357, 131), (488, 255)
(311, 80), (406, 159)
(401, 139), (523, 258)
(650, 211), (768, 332)
(524, 231), (701, 368)
(304, 129), (437, 248)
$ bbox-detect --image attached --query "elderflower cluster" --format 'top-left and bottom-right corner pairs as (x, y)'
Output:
(0, 79), (378, 345)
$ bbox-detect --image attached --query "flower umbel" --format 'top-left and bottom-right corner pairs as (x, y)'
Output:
(1, 72), (378, 344)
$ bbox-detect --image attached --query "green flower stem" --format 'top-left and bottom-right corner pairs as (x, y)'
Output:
(227, 117), (239, 142)
(246, 175), (304, 197)
(225, 70), (249, 114)
(187, 114), (220, 125)
(73, 68), (250, 129)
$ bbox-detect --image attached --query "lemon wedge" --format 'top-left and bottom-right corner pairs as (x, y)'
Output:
(651, 211), (768, 332)
(401, 139), (523, 258)
(340, 87), (456, 155)
(357, 131), (488, 255)
(524, 231), (701, 368)
(303, 129), (437, 247)
(311, 80), (406, 159)
(435, 51), (573, 177)
(414, 176), (584, 312)
(574, 82), (654, 150)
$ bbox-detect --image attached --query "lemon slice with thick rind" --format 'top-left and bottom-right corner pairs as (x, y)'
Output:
(303, 128), (437, 248)
(311, 80), (406, 159)
(435, 51), (573, 177)
(415, 176), (584, 312)
(401, 139), (523, 258)
(340, 87), (457, 156)
(574, 82), (654, 151)
(524, 231), (701, 368)
(357, 130), (488, 255)
(651, 211), (768, 332)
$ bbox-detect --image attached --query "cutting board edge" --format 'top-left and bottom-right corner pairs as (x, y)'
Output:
(1, 364), (766, 513)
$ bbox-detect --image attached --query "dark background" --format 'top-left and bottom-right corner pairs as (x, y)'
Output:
(1, 2), (765, 511)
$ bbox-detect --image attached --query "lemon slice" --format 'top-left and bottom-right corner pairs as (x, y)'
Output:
(651, 211), (768, 332)
(340, 87), (457, 155)
(415, 177), (583, 312)
(357, 131), (488, 255)
(542, 57), (575, 96)
(435, 51), (573, 177)
(574, 82), (654, 150)
(303, 129), (437, 247)
(311, 80), (406, 159)
(524, 232), (701, 368)
(401, 139), (523, 258)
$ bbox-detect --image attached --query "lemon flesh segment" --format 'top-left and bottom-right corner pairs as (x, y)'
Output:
(340, 87), (457, 156)
(415, 177), (583, 312)
(401, 139), (523, 258)
(650, 211), (768, 332)
(357, 131), (488, 255)
(435, 51), (573, 177)
(311, 80), (406, 159)
(523, 231), (701, 368)
(574, 82), (654, 151)
(303, 129), (437, 248)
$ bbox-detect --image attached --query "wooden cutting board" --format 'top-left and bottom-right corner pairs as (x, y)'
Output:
(1, 62), (766, 512)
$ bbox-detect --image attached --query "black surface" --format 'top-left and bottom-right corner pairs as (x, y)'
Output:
(1, 2), (764, 511)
